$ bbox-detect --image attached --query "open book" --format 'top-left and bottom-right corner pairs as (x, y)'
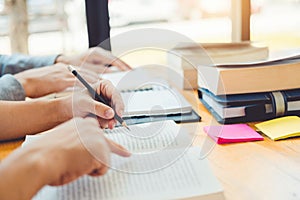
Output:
(30, 121), (223, 200)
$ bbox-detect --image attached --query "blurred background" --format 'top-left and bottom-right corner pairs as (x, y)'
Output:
(0, 0), (300, 56)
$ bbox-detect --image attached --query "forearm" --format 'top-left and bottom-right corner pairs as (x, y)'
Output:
(0, 98), (71, 140)
(0, 54), (59, 76)
(0, 147), (55, 200)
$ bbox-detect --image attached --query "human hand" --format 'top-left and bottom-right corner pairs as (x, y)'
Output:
(0, 118), (131, 200)
(14, 63), (98, 98)
(61, 79), (124, 129)
(55, 47), (132, 73)
(26, 118), (130, 186)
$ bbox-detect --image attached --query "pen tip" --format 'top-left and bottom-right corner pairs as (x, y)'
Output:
(122, 122), (130, 131)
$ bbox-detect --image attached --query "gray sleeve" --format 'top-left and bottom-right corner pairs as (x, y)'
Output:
(0, 54), (59, 76)
(0, 74), (26, 101)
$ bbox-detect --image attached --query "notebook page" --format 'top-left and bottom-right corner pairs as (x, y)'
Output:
(122, 87), (192, 117)
(105, 120), (192, 153)
(33, 148), (223, 200)
(101, 70), (169, 91)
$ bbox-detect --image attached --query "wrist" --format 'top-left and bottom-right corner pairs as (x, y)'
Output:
(21, 147), (55, 186)
(22, 142), (69, 187)
(32, 145), (66, 186)
(0, 147), (52, 199)
(14, 74), (32, 97)
(55, 96), (73, 122)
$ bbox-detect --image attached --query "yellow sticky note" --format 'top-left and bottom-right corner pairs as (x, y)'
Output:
(255, 116), (300, 140)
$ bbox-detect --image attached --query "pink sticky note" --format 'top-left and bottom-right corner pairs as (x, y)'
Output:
(203, 124), (264, 144)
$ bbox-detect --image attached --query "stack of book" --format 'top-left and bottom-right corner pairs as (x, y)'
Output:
(167, 42), (269, 90)
(197, 51), (300, 123)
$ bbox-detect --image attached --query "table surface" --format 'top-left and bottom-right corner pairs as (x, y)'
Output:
(1, 90), (300, 200)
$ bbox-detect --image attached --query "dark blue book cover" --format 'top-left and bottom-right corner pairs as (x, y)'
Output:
(198, 88), (300, 124)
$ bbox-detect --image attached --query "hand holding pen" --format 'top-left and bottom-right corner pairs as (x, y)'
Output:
(68, 65), (130, 130)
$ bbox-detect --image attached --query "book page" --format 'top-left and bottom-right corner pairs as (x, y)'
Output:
(100, 70), (169, 91)
(33, 148), (223, 200)
(216, 54), (300, 67)
(101, 70), (192, 116)
(23, 121), (192, 154)
(122, 87), (192, 117)
(105, 120), (192, 153)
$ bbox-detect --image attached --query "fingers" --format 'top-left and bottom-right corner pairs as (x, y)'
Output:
(75, 78), (124, 125)
(112, 93), (125, 117)
(73, 84), (116, 119)
(79, 118), (130, 158)
(96, 118), (115, 129)
(96, 117), (109, 129)
(88, 138), (131, 177)
(105, 137), (131, 157)
(81, 118), (111, 177)
(73, 68), (99, 85)
(93, 101), (115, 120)
(91, 47), (132, 71)
(97, 80), (125, 116)
(89, 166), (109, 177)
(111, 59), (132, 71)
(81, 63), (114, 74)
(108, 119), (116, 129)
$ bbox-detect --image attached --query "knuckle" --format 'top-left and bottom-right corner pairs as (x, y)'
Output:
(100, 79), (113, 87)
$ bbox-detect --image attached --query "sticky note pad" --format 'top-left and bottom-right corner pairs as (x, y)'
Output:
(255, 116), (300, 140)
(204, 124), (264, 144)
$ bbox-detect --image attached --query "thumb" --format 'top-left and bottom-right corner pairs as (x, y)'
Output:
(93, 101), (115, 119)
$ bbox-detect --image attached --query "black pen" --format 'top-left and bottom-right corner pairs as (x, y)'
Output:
(67, 65), (130, 130)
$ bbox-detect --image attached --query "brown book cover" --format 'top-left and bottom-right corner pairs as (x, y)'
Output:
(198, 53), (300, 95)
(167, 42), (269, 90)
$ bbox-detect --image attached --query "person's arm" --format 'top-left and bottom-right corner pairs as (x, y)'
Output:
(0, 98), (70, 140)
(0, 118), (131, 200)
(0, 80), (124, 140)
(0, 54), (61, 101)
(0, 145), (49, 199)
(0, 54), (59, 76)
(0, 63), (98, 101)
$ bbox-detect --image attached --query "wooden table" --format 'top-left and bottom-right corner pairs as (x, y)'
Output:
(1, 90), (300, 200)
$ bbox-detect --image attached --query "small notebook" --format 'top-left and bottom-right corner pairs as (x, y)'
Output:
(255, 116), (300, 140)
(121, 86), (192, 117)
(30, 121), (223, 200)
(204, 124), (264, 144)
(102, 71), (200, 122)
(124, 109), (201, 125)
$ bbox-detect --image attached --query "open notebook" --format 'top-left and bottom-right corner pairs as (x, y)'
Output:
(121, 86), (192, 117)
(101, 70), (201, 124)
(26, 121), (223, 200)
